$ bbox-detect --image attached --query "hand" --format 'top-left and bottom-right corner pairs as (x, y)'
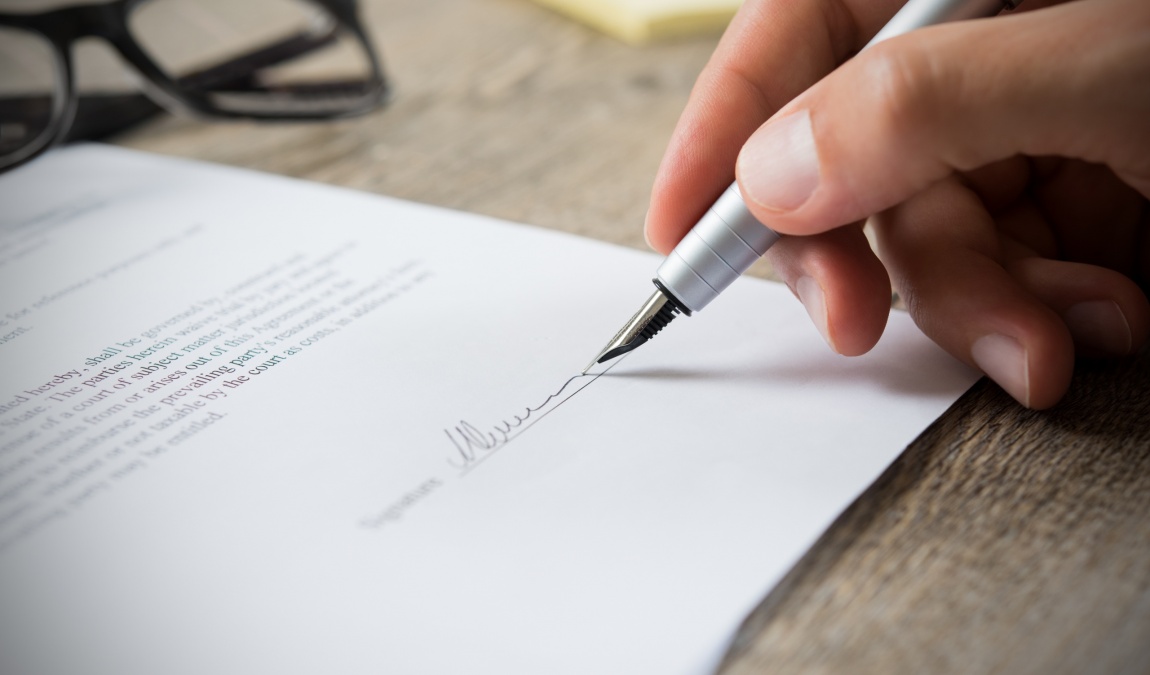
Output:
(645, 0), (1150, 409)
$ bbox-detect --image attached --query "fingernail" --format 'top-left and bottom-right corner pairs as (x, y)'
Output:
(795, 275), (835, 352)
(643, 209), (655, 250)
(738, 109), (820, 212)
(1063, 300), (1132, 355)
(971, 333), (1030, 407)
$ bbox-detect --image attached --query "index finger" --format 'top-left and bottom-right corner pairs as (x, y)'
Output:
(644, 0), (907, 253)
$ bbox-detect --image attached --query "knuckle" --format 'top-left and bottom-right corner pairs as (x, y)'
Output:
(859, 40), (947, 145)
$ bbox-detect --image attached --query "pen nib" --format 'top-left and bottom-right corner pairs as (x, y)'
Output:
(582, 287), (682, 374)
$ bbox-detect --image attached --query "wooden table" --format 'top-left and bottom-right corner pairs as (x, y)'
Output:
(114, 0), (1150, 672)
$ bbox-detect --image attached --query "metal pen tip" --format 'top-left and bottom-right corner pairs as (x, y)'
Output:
(582, 286), (683, 373)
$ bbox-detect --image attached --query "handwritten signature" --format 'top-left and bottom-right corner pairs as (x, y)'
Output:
(444, 373), (595, 472)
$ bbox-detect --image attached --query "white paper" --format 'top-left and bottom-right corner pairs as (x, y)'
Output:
(0, 146), (976, 675)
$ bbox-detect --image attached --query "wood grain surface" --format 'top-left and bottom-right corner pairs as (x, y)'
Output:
(108, 0), (1150, 672)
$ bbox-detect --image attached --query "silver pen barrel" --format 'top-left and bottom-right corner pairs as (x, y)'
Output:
(656, 183), (779, 313)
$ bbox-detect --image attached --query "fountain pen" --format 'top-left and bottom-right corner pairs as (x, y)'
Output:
(584, 0), (1020, 374)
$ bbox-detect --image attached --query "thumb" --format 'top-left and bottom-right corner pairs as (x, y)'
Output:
(735, 0), (1150, 235)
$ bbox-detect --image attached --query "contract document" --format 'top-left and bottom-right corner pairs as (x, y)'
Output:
(0, 146), (977, 675)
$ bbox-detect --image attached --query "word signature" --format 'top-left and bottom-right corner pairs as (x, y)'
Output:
(444, 373), (597, 472)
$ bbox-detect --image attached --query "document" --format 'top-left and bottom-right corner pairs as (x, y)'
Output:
(0, 146), (976, 675)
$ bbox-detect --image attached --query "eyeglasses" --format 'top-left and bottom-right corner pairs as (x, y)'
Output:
(0, 0), (391, 174)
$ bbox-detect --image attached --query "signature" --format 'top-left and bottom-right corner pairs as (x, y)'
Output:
(444, 372), (598, 472)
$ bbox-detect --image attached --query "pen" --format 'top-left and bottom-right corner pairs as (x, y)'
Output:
(584, 0), (1021, 374)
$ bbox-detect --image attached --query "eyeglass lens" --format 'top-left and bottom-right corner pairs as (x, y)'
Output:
(129, 0), (378, 115)
(0, 26), (62, 165)
(1, 0), (384, 171)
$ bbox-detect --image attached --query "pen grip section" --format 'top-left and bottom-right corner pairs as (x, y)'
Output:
(656, 183), (780, 313)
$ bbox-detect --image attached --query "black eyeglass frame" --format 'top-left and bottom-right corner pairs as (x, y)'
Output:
(0, 0), (390, 173)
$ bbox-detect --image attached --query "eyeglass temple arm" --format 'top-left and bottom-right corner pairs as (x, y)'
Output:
(0, 21), (367, 145)
(58, 24), (347, 142)
(177, 22), (343, 92)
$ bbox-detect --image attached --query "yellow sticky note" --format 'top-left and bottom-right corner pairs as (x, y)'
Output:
(529, 0), (742, 44)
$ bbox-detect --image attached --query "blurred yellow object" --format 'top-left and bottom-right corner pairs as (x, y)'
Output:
(529, 0), (742, 44)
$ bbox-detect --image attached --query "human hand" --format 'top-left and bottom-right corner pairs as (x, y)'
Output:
(645, 0), (1150, 409)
